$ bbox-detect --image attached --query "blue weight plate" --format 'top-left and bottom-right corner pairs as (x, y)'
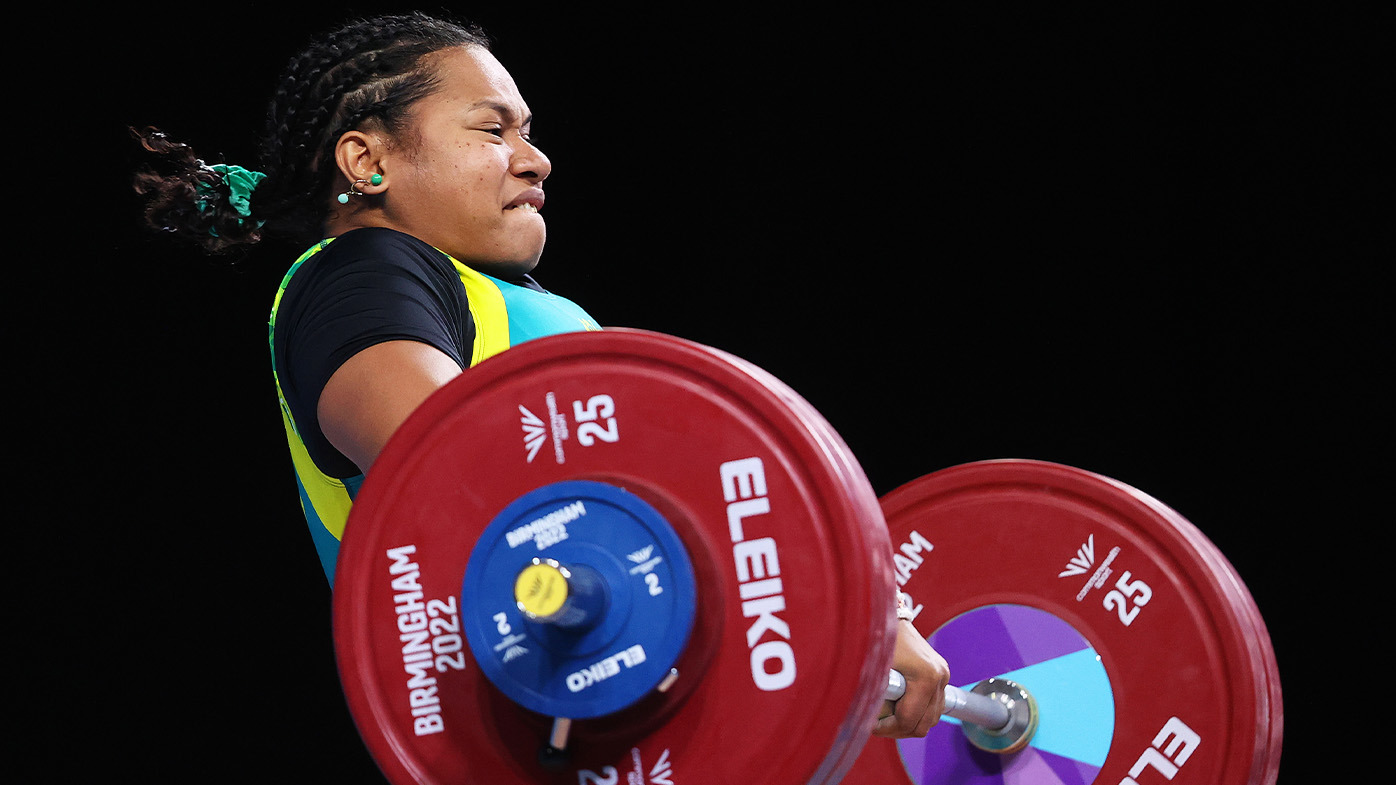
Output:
(460, 479), (697, 719)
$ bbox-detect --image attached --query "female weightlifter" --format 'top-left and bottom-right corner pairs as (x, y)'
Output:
(130, 10), (949, 743)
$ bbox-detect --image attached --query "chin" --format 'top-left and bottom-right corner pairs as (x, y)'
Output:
(457, 226), (546, 279)
(466, 252), (543, 279)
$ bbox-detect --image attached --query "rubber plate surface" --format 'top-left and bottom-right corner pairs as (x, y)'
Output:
(334, 329), (898, 785)
(843, 460), (1282, 785)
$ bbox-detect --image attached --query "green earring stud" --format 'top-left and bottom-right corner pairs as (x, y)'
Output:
(337, 174), (384, 204)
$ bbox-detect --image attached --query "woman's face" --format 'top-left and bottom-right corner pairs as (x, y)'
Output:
(377, 45), (551, 277)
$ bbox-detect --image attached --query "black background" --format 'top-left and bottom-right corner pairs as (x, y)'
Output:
(35, 3), (1383, 782)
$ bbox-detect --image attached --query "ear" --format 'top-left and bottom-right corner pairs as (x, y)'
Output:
(333, 130), (390, 195)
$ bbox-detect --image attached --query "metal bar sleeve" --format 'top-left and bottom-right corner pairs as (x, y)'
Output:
(883, 670), (1011, 731)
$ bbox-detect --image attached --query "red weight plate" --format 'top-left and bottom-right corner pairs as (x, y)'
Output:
(1143, 496), (1284, 785)
(843, 459), (1281, 785)
(696, 343), (903, 779)
(1082, 474), (1283, 785)
(333, 329), (897, 785)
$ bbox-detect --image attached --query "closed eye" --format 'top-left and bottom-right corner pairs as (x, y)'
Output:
(477, 127), (538, 148)
(465, 99), (533, 142)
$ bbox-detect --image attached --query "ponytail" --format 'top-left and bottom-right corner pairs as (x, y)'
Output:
(130, 126), (270, 254)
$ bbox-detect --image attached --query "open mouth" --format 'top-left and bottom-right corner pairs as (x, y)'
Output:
(505, 203), (540, 213)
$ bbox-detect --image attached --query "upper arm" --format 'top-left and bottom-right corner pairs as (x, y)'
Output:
(317, 339), (463, 475)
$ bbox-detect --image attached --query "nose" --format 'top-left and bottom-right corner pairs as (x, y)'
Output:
(511, 134), (551, 183)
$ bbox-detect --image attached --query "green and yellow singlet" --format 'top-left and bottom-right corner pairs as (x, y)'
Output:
(268, 228), (599, 584)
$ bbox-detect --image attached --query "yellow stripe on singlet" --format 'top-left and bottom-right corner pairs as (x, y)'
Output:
(449, 258), (512, 364)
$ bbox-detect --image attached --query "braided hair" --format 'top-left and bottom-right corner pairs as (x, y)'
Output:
(131, 12), (490, 254)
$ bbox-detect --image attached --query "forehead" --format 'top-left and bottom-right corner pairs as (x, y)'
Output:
(428, 45), (529, 115)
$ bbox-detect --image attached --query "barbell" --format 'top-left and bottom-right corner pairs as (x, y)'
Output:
(330, 328), (1283, 784)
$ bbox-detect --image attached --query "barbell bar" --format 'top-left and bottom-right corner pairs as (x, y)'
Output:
(883, 671), (1038, 755)
(510, 554), (1039, 760)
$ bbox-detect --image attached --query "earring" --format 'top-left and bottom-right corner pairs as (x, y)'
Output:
(337, 173), (384, 204)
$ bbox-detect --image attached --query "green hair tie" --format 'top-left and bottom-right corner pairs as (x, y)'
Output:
(195, 163), (268, 233)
